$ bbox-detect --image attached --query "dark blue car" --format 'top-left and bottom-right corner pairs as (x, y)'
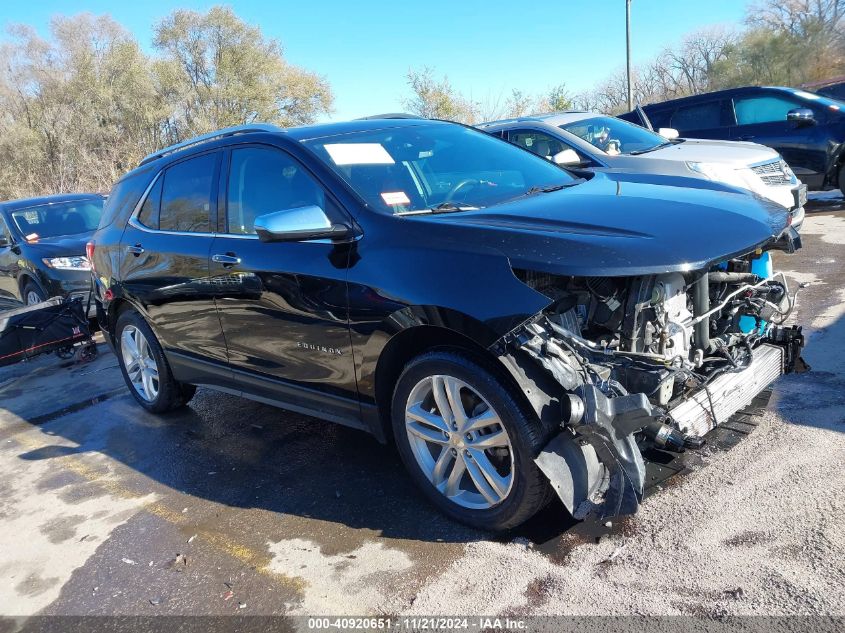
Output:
(623, 86), (845, 191)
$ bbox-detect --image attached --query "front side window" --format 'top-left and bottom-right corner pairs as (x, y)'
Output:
(10, 199), (103, 240)
(508, 130), (569, 160)
(0, 214), (11, 243)
(733, 94), (803, 125)
(560, 116), (669, 155)
(303, 123), (578, 214)
(670, 101), (723, 130)
(227, 147), (325, 235)
(159, 153), (218, 233)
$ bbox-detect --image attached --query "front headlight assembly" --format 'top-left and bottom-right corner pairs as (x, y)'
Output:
(42, 256), (92, 271)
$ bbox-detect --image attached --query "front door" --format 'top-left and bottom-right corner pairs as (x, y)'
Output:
(210, 145), (358, 421)
(118, 151), (230, 379)
(729, 92), (828, 182)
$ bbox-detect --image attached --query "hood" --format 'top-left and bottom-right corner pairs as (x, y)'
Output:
(411, 172), (791, 277)
(21, 232), (91, 258)
(637, 138), (780, 167)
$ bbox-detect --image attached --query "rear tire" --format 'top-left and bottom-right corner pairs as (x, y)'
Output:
(114, 310), (196, 413)
(391, 350), (553, 532)
(839, 163), (845, 195)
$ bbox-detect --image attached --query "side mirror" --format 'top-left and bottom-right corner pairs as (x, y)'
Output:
(658, 127), (679, 139)
(787, 108), (815, 125)
(0, 234), (9, 248)
(552, 148), (583, 167)
(254, 205), (352, 243)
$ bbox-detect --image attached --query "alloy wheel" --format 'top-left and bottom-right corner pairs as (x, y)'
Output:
(26, 291), (43, 306)
(120, 325), (159, 402)
(404, 374), (514, 509)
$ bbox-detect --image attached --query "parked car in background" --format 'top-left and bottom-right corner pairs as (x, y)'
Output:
(479, 112), (806, 228)
(0, 194), (104, 307)
(90, 120), (804, 531)
(621, 86), (845, 192)
(802, 76), (845, 102)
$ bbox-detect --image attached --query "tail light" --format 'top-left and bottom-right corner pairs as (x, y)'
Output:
(86, 241), (96, 272)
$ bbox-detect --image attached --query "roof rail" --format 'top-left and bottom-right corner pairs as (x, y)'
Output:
(139, 123), (282, 166)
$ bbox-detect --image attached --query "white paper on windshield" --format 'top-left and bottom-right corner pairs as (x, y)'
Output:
(324, 143), (395, 166)
(380, 191), (410, 206)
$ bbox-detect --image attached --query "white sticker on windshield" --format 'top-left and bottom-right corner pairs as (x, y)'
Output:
(380, 191), (410, 206)
(324, 143), (395, 166)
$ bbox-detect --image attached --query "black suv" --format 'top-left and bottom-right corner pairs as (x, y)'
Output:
(91, 120), (803, 531)
(622, 86), (845, 191)
(0, 194), (105, 306)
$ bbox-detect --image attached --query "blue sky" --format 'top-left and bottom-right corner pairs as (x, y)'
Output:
(0, 1), (749, 121)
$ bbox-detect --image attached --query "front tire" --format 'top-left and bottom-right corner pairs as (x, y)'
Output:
(23, 282), (45, 306)
(114, 310), (196, 413)
(391, 350), (553, 532)
(839, 163), (845, 196)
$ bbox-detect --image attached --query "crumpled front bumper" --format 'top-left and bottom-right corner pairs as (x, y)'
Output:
(516, 323), (805, 521)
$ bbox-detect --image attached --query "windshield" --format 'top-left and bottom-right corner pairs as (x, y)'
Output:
(561, 115), (669, 155)
(303, 123), (578, 214)
(789, 89), (845, 111)
(10, 199), (103, 240)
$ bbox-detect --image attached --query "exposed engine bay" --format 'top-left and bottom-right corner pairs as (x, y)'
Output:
(495, 244), (806, 520)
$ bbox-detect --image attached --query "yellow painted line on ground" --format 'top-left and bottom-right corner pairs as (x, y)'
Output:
(4, 426), (306, 593)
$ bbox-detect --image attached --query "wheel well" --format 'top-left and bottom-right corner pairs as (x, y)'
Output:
(106, 298), (134, 336)
(17, 273), (37, 294)
(373, 325), (526, 441)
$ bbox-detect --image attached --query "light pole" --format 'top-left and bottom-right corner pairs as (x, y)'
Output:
(626, 0), (633, 111)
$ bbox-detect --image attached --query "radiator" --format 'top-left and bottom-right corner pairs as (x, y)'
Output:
(670, 344), (784, 437)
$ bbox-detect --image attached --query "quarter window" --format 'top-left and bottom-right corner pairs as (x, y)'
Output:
(734, 95), (804, 125)
(137, 177), (162, 229)
(670, 101), (723, 131)
(159, 153), (218, 233)
(226, 147), (325, 235)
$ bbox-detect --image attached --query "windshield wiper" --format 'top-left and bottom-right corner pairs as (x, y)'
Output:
(503, 180), (583, 203)
(428, 202), (478, 213)
(395, 202), (479, 216)
(628, 141), (674, 155)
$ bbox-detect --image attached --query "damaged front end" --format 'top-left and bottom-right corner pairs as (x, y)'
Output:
(492, 229), (806, 521)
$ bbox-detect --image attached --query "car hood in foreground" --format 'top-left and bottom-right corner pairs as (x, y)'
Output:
(638, 138), (781, 167)
(410, 173), (791, 277)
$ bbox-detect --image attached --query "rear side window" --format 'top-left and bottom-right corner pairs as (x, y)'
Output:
(226, 147), (325, 235)
(159, 153), (218, 233)
(670, 101), (723, 130)
(645, 109), (672, 129)
(733, 95), (802, 125)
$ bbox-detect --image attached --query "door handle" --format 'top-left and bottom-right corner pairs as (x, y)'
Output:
(212, 253), (241, 267)
(127, 244), (144, 256)
(738, 135), (755, 141)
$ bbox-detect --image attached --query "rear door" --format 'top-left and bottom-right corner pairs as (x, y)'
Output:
(0, 213), (19, 299)
(729, 91), (828, 181)
(210, 144), (359, 421)
(119, 151), (230, 379)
